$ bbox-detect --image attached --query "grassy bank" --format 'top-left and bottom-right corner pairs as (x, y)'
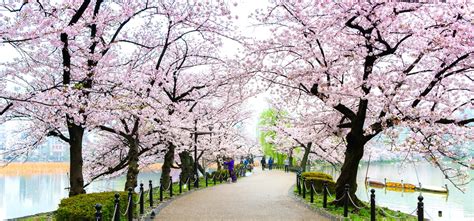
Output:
(16, 170), (245, 220)
(16, 212), (54, 221)
(294, 187), (417, 221)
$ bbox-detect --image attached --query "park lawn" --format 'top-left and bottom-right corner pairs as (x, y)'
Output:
(294, 187), (417, 221)
(17, 212), (55, 221)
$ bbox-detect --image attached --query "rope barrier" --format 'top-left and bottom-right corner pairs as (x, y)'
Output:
(347, 193), (364, 210)
(379, 206), (416, 219)
(311, 184), (322, 196)
(325, 186), (333, 199)
(207, 173), (214, 179)
(333, 195), (345, 202)
(122, 196), (131, 216)
(134, 190), (142, 204)
(164, 180), (172, 191)
(184, 177), (191, 186)
(424, 210), (434, 220)
(111, 203), (118, 221)
(303, 182), (309, 192)
(146, 187), (151, 199)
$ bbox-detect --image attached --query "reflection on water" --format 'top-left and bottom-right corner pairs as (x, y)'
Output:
(313, 162), (474, 221)
(0, 171), (167, 219)
(0, 163), (472, 220)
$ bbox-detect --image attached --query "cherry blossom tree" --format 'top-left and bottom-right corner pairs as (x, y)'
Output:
(260, 100), (345, 171)
(79, 0), (240, 190)
(247, 1), (473, 204)
(0, 0), (160, 196)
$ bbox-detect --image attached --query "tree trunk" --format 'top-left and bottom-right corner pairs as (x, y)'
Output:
(160, 142), (175, 188)
(179, 151), (194, 182)
(67, 122), (86, 196)
(300, 143), (312, 172)
(334, 132), (365, 206)
(124, 138), (140, 191)
(289, 148), (294, 167)
(216, 156), (222, 171)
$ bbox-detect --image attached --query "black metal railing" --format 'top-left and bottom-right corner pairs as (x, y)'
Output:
(294, 172), (427, 220)
(92, 165), (252, 220)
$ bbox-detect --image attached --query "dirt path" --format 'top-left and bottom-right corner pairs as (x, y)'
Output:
(155, 169), (328, 221)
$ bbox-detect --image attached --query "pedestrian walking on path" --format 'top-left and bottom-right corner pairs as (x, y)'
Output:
(284, 158), (289, 172)
(268, 157), (274, 170)
(224, 157), (237, 182)
(260, 156), (266, 171)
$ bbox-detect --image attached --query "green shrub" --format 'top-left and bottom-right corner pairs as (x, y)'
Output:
(211, 169), (229, 179)
(235, 164), (244, 171)
(55, 191), (136, 221)
(302, 171), (333, 180)
(304, 177), (336, 193)
(301, 172), (336, 193)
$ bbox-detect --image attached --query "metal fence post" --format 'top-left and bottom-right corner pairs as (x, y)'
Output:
(159, 178), (163, 202)
(323, 181), (328, 208)
(297, 173), (301, 195)
(344, 184), (349, 217)
(187, 176), (191, 191)
(113, 193), (120, 221)
(302, 176), (306, 199)
(206, 174), (208, 187)
(195, 174), (199, 188)
(149, 180), (153, 207)
(127, 187), (133, 221)
(310, 180), (314, 203)
(95, 203), (102, 221)
(179, 174), (182, 194)
(417, 195), (424, 221)
(370, 189), (375, 221)
(139, 183), (144, 214)
(169, 178), (173, 197)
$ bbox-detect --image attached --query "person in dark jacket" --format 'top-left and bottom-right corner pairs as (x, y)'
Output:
(223, 157), (237, 182)
(268, 157), (274, 170)
(260, 156), (266, 171)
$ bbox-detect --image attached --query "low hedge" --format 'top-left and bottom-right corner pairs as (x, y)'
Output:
(301, 172), (336, 193)
(304, 177), (336, 193)
(302, 171), (333, 180)
(55, 191), (136, 221)
(235, 164), (244, 171)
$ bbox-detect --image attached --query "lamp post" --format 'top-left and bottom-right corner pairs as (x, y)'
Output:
(192, 120), (214, 188)
(194, 119), (198, 188)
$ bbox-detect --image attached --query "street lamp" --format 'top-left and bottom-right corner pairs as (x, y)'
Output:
(192, 120), (214, 188)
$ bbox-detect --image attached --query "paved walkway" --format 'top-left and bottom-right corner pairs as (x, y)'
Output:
(155, 169), (328, 221)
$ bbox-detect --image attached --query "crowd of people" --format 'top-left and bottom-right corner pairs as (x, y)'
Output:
(221, 155), (291, 184)
(222, 155), (255, 183)
(260, 156), (290, 172)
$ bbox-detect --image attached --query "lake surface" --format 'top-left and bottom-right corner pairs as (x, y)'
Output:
(312, 161), (474, 221)
(0, 170), (175, 220)
(0, 162), (472, 220)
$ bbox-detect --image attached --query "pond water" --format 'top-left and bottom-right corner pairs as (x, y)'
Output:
(0, 162), (472, 220)
(312, 161), (474, 221)
(0, 170), (173, 220)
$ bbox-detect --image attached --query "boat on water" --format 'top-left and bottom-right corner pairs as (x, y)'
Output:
(366, 179), (448, 194)
(417, 185), (449, 194)
(367, 180), (384, 188)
